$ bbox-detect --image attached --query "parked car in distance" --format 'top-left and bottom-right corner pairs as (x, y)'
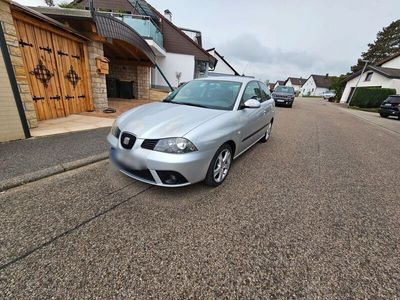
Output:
(108, 77), (275, 187)
(322, 90), (337, 101)
(272, 86), (295, 107)
(379, 95), (400, 119)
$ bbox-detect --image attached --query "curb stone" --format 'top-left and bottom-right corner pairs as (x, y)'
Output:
(0, 152), (109, 192)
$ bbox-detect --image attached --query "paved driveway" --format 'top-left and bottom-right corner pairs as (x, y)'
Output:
(1, 99), (399, 298)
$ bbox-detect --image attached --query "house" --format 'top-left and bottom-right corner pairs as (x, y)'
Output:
(0, 0), (157, 142)
(74, 0), (216, 90)
(340, 53), (400, 103)
(206, 48), (239, 77)
(284, 77), (307, 93)
(274, 80), (285, 90)
(301, 74), (332, 96)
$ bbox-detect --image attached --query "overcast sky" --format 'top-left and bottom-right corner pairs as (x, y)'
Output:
(15, 0), (400, 82)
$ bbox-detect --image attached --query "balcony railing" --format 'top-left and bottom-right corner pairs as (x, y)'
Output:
(113, 13), (164, 49)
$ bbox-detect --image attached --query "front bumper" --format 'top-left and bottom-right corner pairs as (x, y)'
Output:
(107, 133), (214, 187)
(379, 108), (400, 116)
(275, 98), (294, 106)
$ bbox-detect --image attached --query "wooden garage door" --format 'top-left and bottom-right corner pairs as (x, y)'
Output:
(14, 18), (91, 121)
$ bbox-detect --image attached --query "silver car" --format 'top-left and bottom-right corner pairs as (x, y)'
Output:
(107, 77), (275, 187)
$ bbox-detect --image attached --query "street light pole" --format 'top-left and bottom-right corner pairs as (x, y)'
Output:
(348, 60), (369, 106)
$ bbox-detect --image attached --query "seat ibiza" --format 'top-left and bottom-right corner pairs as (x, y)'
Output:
(108, 77), (275, 187)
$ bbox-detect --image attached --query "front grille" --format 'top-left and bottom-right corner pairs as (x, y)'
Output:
(120, 132), (136, 150)
(141, 139), (159, 150)
(111, 150), (155, 182)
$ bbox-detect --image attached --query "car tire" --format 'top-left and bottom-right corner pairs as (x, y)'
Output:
(260, 122), (272, 143)
(288, 103), (293, 108)
(204, 143), (233, 187)
(380, 113), (388, 118)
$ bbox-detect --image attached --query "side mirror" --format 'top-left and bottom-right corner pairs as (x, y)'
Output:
(243, 99), (261, 109)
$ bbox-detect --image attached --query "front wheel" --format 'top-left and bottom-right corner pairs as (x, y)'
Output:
(380, 113), (388, 118)
(204, 144), (233, 187)
(260, 122), (272, 143)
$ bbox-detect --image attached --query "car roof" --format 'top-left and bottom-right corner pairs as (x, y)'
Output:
(194, 76), (259, 84)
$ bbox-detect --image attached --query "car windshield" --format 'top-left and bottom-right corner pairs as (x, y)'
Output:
(164, 80), (242, 110)
(387, 96), (400, 104)
(275, 86), (294, 94)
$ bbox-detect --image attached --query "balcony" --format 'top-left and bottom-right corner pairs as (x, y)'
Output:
(115, 14), (164, 51)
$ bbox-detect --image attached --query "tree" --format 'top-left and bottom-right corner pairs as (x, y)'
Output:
(58, 2), (84, 9)
(351, 19), (400, 72)
(329, 74), (349, 102)
(44, 0), (55, 7)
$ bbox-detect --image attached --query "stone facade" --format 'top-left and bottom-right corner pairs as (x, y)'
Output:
(108, 62), (150, 100)
(87, 41), (108, 110)
(137, 65), (150, 100)
(0, 0), (37, 128)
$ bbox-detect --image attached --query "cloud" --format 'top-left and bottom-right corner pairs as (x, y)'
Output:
(216, 33), (351, 81)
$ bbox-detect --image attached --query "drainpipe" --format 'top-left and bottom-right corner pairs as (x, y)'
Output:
(348, 60), (369, 106)
(155, 64), (174, 92)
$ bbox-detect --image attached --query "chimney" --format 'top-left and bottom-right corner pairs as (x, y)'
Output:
(164, 9), (172, 22)
(325, 73), (329, 78)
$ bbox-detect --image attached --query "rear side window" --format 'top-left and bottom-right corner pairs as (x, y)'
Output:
(242, 81), (261, 102)
(258, 82), (272, 102)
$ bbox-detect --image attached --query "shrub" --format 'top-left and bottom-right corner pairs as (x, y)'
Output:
(349, 87), (396, 108)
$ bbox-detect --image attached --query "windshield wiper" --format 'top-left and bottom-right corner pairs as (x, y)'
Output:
(170, 102), (208, 108)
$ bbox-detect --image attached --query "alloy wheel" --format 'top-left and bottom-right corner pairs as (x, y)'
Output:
(213, 149), (232, 183)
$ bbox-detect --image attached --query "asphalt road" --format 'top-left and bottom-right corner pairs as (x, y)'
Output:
(1, 99), (399, 299)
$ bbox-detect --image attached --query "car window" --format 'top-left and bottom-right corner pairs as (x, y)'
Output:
(388, 96), (400, 104)
(164, 80), (242, 110)
(258, 82), (271, 102)
(242, 81), (261, 102)
(275, 86), (294, 94)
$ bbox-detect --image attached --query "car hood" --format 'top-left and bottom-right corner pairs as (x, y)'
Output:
(118, 102), (227, 139)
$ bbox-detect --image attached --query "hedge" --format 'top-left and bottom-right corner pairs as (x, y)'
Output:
(350, 87), (396, 108)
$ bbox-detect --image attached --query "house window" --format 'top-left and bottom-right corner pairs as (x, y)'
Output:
(365, 72), (373, 81)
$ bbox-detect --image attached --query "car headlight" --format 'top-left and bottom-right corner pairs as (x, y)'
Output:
(111, 121), (121, 138)
(154, 137), (197, 154)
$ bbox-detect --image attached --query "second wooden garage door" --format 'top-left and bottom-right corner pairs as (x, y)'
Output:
(14, 17), (92, 121)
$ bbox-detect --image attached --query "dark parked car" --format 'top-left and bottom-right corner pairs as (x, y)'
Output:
(272, 86), (295, 107)
(379, 95), (400, 119)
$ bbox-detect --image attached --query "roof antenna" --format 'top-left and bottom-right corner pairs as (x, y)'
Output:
(242, 63), (250, 76)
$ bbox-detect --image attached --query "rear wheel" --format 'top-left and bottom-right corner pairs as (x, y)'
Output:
(260, 122), (272, 143)
(204, 144), (233, 187)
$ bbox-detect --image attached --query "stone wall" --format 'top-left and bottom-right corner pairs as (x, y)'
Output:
(137, 65), (150, 100)
(108, 62), (150, 100)
(87, 41), (108, 110)
(108, 62), (137, 98)
(0, 0), (37, 128)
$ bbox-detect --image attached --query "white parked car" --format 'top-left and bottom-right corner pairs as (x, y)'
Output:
(322, 90), (336, 101)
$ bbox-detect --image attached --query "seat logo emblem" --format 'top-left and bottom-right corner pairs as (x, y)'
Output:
(123, 137), (130, 145)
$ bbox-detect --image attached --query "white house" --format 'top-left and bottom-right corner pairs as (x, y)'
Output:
(301, 74), (331, 96)
(285, 77), (307, 93)
(340, 53), (400, 103)
(207, 48), (239, 77)
(274, 80), (285, 90)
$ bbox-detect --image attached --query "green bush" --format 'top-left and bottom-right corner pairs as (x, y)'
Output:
(349, 87), (396, 108)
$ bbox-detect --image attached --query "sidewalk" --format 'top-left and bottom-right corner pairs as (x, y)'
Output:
(0, 127), (110, 191)
(335, 105), (400, 135)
